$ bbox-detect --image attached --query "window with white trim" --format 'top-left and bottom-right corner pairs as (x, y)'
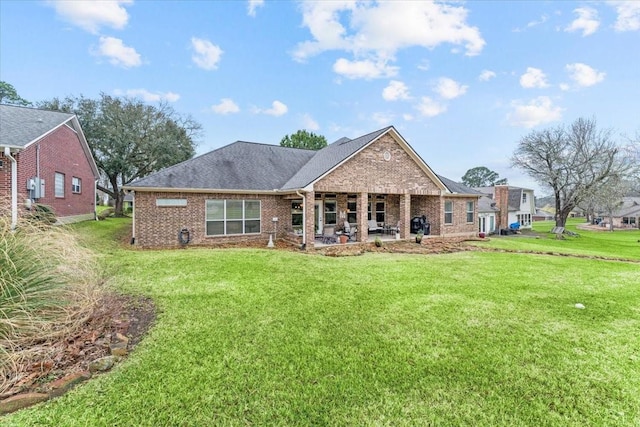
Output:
(347, 196), (357, 224)
(324, 199), (337, 225)
(466, 201), (474, 223)
(72, 177), (81, 194)
(367, 195), (385, 223)
(291, 200), (303, 233)
(444, 201), (453, 224)
(206, 200), (261, 236)
(522, 192), (527, 204)
(54, 172), (65, 198)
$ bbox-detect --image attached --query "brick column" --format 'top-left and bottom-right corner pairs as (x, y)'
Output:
(357, 192), (368, 242)
(399, 193), (411, 239)
(494, 185), (509, 231)
(304, 190), (315, 249)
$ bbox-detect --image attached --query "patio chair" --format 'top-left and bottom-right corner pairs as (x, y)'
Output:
(343, 221), (357, 241)
(321, 226), (338, 244)
(368, 220), (382, 234)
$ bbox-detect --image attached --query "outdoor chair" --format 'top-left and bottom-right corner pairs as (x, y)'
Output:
(321, 226), (338, 244)
(343, 221), (357, 241)
(368, 220), (382, 234)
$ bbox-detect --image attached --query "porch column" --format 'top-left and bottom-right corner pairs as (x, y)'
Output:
(357, 192), (368, 242)
(304, 190), (315, 249)
(399, 192), (411, 239)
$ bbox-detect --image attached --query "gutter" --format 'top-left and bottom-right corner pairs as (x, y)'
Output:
(4, 147), (18, 229)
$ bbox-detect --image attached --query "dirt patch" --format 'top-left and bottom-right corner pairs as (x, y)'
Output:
(315, 237), (485, 257)
(1, 293), (156, 401)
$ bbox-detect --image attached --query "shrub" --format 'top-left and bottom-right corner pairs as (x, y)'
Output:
(374, 236), (383, 247)
(24, 203), (57, 225)
(0, 216), (102, 394)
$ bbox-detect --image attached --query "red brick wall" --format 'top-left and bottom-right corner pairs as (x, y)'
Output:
(0, 153), (11, 214)
(494, 185), (509, 231)
(2, 125), (96, 219)
(134, 191), (294, 248)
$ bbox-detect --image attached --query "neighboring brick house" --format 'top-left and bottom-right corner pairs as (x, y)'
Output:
(0, 105), (100, 226)
(475, 185), (536, 231)
(125, 126), (480, 249)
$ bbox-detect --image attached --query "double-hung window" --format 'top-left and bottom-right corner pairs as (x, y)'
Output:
(324, 199), (337, 225)
(54, 172), (65, 198)
(291, 200), (303, 233)
(444, 201), (453, 224)
(206, 199), (261, 236)
(72, 177), (81, 194)
(466, 201), (474, 223)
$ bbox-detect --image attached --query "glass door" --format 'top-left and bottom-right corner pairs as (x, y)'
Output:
(314, 201), (322, 235)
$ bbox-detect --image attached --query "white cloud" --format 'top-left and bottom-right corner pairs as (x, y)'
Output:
(403, 113), (414, 121)
(254, 100), (288, 116)
(507, 96), (563, 128)
(248, 0), (264, 17)
(211, 98), (240, 114)
(333, 58), (398, 79)
(434, 77), (468, 99)
(609, 1), (640, 31)
(382, 80), (410, 101)
(49, 0), (131, 33)
(559, 83), (571, 91)
(514, 14), (549, 32)
(519, 67), (549, 89)
(191, 37), (223, 70)
(478, 70), (496, 82)
(416, 96), (447, 117)
(93, 36), (141, 68)
(114, 89), (180, 102)
(293, 1), (484, 78)
(301, 113), (319, 130)
(372, 112), (394, 125)
(566, 63), (605, 87)
(565, 7), (600, 36)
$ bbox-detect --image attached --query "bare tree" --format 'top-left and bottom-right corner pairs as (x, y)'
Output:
(512, 117), (633, 227)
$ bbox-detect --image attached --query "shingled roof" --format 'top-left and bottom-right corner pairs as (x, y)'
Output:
(0, 104), (76, 149)
(437, 175), (481, 195)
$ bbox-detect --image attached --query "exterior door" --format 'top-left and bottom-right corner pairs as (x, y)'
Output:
(314, 201), (323, 235)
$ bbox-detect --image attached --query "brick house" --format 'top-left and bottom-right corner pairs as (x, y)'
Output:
(125, 126), (481, 249)
(475, 185), (536, 231)
(0, 105), (100, 226)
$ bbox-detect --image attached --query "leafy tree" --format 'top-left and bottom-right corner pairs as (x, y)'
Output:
(511, 117), (633, 227)
(461, 166), (507, 187)
(0, 81), (31, 106)
(39, 94), (201, 215)
(280, 130), (327, 150)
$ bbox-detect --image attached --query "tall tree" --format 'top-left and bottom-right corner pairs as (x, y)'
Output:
(0, 81), (31, 106)
(39, 94), (201, 215)
(511, 117), (633, 227)
(280, 130), (327, 150)
(461, 166), (507, 187)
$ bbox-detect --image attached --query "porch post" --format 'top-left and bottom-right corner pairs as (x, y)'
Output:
(357, 192), (368, 242)
(399, 192), (411, 239)
(304, 190), (315, 249)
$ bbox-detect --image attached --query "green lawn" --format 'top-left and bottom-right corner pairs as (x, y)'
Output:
(471, 219), (640, 261)
(6, 218), (640, 426)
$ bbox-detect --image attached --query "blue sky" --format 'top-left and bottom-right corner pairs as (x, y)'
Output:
(1, 1), (639, 192)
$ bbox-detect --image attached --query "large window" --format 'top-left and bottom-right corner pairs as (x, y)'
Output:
(367, 196), (385, 223)
(291, 200), (303, 233)
(466, 201), (474, 223)
(516, 213), (531, 226)
(206, 200), (261, 236)
(72, 177), (81, 194)
(444, 201), (453, 224)
(347, 197), (357, 224)
(54, 172), (65, 198)
(324, 199), (337, 225)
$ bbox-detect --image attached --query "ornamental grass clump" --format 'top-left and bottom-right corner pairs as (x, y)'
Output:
(0, 215), (103, 394)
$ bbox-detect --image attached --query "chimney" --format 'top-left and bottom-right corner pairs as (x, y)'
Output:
(494, 185), (509, 231)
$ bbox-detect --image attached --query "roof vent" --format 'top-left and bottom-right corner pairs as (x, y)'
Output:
(37, 118), (44, 123)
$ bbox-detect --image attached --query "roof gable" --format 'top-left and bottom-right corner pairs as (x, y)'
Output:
(0, 104), (75, 149)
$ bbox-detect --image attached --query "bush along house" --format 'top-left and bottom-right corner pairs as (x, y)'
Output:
(125, 126), (481, 249)
(0, 105), (100, 226)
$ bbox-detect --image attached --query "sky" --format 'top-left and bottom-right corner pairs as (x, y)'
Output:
(1, 0), (639, 194)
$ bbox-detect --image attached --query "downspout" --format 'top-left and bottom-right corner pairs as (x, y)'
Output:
(130, 191), (136, 244)
(94, 179), (98, 220)
(296, 190), (306, 248)
(4, 147), (18, 229)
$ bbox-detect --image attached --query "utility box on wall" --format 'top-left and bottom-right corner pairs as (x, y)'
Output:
(27, 177), (45, 199)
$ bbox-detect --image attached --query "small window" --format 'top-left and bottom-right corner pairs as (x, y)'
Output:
(55, 172), (65, 198)
(72, 177), (81, 194)
(292, 200), (303, 233)
(444, 201), (453, 224)
(522, 192), (527, 204)
(466, 201), (474, 223)
(156, 199), (187, 207)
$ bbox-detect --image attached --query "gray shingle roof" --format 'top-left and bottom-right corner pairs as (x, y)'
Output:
(129, 141), (316, 191)
(0, 104), (75, 148)
(281, 127), (392, 189)
(436, 175), (481, 195)
(478, 195), (499, 212)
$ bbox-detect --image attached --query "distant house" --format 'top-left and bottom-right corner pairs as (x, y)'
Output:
(609, 197), (640, 229)
(533, 208), (554, 222)
(0, 105), (100, 226)
(475, 185), (536, 231)
(125, 126), (481, 249)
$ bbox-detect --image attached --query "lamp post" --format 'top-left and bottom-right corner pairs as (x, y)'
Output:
(267, 217), (278, 248)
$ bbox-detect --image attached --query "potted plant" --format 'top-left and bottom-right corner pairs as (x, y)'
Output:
(415, 230), (423, 244)
(339, 234), (348, 244)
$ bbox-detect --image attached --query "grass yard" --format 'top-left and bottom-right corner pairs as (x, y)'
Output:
(5, 218), (640, 426)
(471, 219), (640, 261)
